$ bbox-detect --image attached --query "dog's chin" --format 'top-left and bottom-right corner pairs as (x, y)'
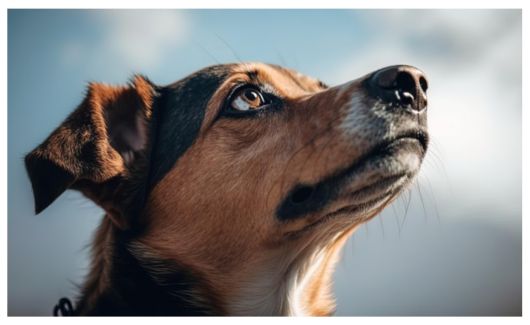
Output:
(319, 137), (425, 226)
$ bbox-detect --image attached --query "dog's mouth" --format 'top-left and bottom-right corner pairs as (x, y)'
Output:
(277, 129), (428, 226)
(368, 129), (428, 158)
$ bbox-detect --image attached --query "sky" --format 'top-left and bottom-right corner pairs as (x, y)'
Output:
(8, 9), (522, 316)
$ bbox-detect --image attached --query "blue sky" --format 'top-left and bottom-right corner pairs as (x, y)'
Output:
(8, 10), (521, 315)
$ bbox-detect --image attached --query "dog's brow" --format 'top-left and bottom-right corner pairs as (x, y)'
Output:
(318, 80), (329, 89)
(244, 70), (280, 95)
(283, 70), (313, 92)
(268, 65), (321, 93)
(246, 70), (259, 81)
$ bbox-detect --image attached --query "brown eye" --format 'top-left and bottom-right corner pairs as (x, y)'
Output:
(230, 87), (265, 111)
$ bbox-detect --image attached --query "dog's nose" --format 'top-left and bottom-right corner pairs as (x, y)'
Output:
(366, 65), (428, 112)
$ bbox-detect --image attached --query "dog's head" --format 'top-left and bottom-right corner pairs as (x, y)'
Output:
(26, 63), (428, 314)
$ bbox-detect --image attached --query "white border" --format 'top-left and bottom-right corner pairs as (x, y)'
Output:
(0, 0), (527, 9)
(2, 0), (527, 324)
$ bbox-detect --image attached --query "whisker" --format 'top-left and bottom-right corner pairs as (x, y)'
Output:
(427, 137), (451, 184)
(214, 33), (243, 63)
(399, 188), (412, 231)
(423, 176), (442, 225)
(275, 49), (288, 67)
(425, 151), (446, 178)
(415, 181), (428, 223)
(391, 203), (402, 236)
(378, 212), (385, 239)
(191, 40), (221, 65)
(398, 192), (408, 215)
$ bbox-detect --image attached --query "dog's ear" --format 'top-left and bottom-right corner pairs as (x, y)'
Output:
(25, 75), (156, 226)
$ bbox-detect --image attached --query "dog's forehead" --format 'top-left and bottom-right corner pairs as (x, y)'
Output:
(232, 63), (324, 95)
(175, 62), (323, 96)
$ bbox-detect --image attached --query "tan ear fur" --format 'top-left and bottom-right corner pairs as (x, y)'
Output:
(25, 75), (155, 221)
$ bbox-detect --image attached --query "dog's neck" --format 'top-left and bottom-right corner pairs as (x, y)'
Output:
(75, 217), (351, 316)
(227, 247), (336, 315)
(227, 229), (354, 316)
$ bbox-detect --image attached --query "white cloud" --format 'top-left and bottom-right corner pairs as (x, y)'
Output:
(98, 11), (188, 69)
(61, 10), (189, 72)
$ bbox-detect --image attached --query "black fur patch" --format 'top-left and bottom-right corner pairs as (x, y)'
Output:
(24, 156), (76, 214)
(147, 65), (234, 189)
(75, 232), (223, 315)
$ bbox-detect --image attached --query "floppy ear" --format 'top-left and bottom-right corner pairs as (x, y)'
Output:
(25, 75), (156, 225)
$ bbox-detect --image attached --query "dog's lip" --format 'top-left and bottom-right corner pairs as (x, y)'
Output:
(369, 129), (429, 157)
(345, 174), (408, 201)
(319, 174), (406, 218)
(283, 183), (404, 240)
(325, 191), (393, 219)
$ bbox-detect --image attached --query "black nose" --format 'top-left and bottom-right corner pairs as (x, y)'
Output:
(366, 65), (428, 112)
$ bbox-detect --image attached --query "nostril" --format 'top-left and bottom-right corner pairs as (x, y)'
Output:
(395, 71), (417, 95)
(419, 76), (428, 92)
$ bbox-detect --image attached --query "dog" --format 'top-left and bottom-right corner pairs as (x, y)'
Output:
(25, 62), (429, 316)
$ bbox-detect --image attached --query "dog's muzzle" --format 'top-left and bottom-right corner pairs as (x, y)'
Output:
(276, 65), (429, 223)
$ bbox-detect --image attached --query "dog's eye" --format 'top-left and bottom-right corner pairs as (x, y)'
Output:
(230, 87), (266, 111)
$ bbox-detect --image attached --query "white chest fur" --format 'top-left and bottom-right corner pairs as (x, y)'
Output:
(228, 250), (327, 316)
